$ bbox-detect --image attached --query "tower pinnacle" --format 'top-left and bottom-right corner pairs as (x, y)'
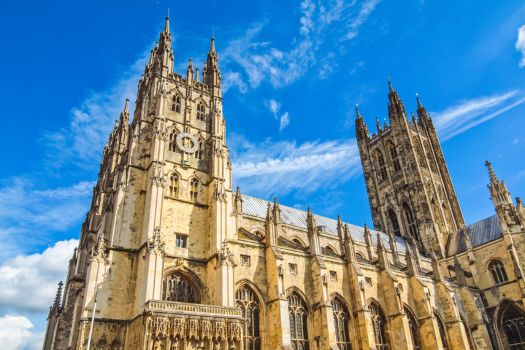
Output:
(485, 160), (499, 184)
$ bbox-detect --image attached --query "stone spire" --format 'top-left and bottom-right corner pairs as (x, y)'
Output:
(203, 36), (221, 90)
(387, 81), (406, 121)
(486, 160), (512, 206)
(416, 93), (431, 124)
(355, 105), (370, 141)
(148, 16), (174, 77)
(52, 281), (63, 312)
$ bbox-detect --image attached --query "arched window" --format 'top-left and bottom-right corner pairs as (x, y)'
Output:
(403, 203), (421, 244)
(172, 94), (181, 113)
(162, 271), (199, 303)
(195, 140), (204, 160)
(388, 209), (401, 237)
(292, 238), (305, 248)
(369, 301), (389, 350)
(388, 142), (401, 172)
(169, 174), (179, 198)
(405, 307), (421, 350)
(196, 102), (206, 121)
(489, 259), (508, 285)
(332, 297), (351, 350)
(236, 285), (261, 350)
(168, 132), (177, 152)
(288, 292), (309, 350)
(322, 245), (338, 257)
(500, 302), (525, 349)
(376, 150), (388, 181)
(189, 178), (199, 200)
(435, 312), (449, 350)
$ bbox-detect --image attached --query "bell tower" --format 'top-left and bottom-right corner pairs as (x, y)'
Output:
(356, 83), (465, 256)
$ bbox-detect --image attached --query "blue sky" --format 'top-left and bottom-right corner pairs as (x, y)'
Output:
(0, 1), (525, 348)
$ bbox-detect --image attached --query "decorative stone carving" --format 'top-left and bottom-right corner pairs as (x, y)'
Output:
(146, 227), (166, 256)
(89, 235), (109, 265)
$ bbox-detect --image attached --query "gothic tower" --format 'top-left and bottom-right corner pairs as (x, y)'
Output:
(356, 83), (465, 256)
(44, 17), (243, 350)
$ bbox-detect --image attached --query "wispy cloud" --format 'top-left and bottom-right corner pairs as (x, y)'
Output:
(44, 52), (148, 169)
(230, 134), (360, 196)
(267, 99), (281, 118)
(0, 178), (93, 258)
(433, 90), (525, 140)
(222, 0), (381, 91)
(279, 112), (290, 132)
(516, 24), (525, 67)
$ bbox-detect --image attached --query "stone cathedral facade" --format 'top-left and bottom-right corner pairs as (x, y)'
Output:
(43, 18), (525, 350)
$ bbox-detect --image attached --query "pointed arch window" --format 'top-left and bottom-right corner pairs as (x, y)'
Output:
(236, 285), (261, 350)
(388, 209), (401, 237)
(196, 102), (206, 121)
(500, 302), (525, 349)
(289, 292), (309, 350)
(435, 312), (449, 350)
(405, 307), (421, 350)
(168, 132), (177, 152)
(190, 178), (199, 200)
(489, 259), (508, 285)
(195, 140), (204, 160)
(169, 173), (179, 198)
(162, 271), (199, 303)
(370, 301), (389, 350)
(172, 94), (182, 113)
(388, 142), (401, 172)
(403, 203), (421, 244)
(332, 297), (351, 350)
(376, 150), (388, 181)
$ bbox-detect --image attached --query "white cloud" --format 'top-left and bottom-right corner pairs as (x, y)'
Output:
(0, 239), (78, 313)
(222, 71), (248, 93)
(433, 90), (525, 140)
(222, 0), (381, 91)
(0, 315), (43, 350)
(44, 52), (148, 169)
(279, 112), (290, 131)
(0, 179), (92, 258)
(516, 24), (525, 68)
(231, 135), (360, 196)
(342, 0), (382, 41)
(267, 99), (281, 118)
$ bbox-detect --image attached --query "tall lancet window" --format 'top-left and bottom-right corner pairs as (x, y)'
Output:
(289, 292), (309, 350)
(196, 102), (206, 121)
(435, 312), (449, 350)
(169, 174), (179, 198)
(403, 203), (421, 244)
(168, 132), (177, 152)
(376, 150), (388, 181)
(189, 178), (199, 200)
(405, 307), (421, 350)
(388, 209), (401, 237)
(388, 142), (401, 172)
(236, 285), (261, 350)
(370, 301), (389, 350)
(172, 94), (181, 113)
(332, 296), (351, 350)
(195, 140), (204, 160)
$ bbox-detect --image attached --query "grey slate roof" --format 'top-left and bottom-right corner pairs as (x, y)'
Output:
(241, 194), (406, 252)
(447, 214), (502, 255)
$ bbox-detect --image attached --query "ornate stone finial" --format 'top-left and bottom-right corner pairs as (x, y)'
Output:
(163, 15), (170, 34)
(355, 104), (362, 119)
(219, 240), (234, 266)
(485, 160), (498, 184)
(375, 116), (382, 132)
(53, 281), (63, 311)
(90, 235), (109, 264)
(146, 226), (166, 255)
(416, 93), (423, 109)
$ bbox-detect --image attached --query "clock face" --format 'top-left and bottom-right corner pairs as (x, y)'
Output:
(176, 132), (199, 154)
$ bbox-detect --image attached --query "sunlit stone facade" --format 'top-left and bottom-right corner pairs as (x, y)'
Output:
(43, 18), (525, 350)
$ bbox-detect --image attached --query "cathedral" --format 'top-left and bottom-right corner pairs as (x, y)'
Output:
(43, 17), (525, 350)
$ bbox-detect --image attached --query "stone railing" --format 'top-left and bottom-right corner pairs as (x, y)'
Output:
(144, 300), (242, 319)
